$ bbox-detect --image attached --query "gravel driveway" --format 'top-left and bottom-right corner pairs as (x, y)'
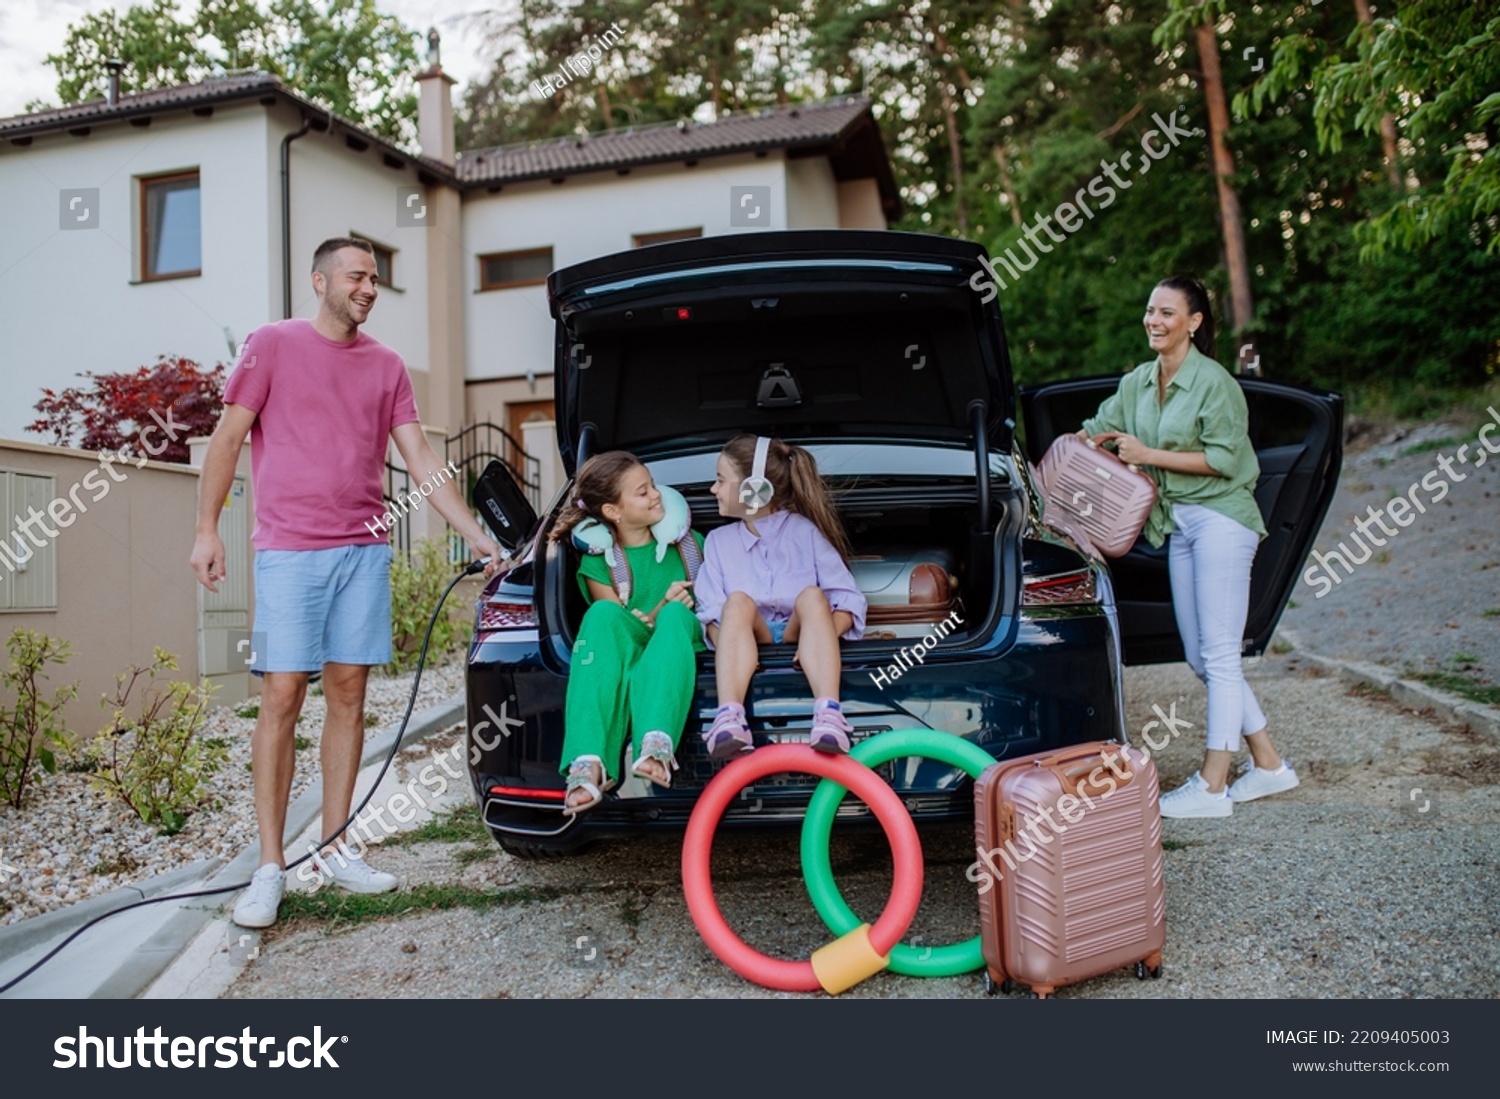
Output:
(223, 652), (1500, 999)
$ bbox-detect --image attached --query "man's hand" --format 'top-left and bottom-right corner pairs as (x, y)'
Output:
(190, 531), (227, 592)
(469, 534), (503, 579)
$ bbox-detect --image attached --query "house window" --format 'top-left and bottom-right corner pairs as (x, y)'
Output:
(633, 228), (702, 247)
(141, 171), (201, 280)
(0, 470), (58, 612)
(353, 235), (396, 287)
(479, 247), (553, 290)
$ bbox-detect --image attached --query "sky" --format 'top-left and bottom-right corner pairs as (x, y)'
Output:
(0, 0), (499, 118)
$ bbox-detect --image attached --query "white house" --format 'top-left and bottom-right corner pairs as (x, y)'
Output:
(0, 42), (901, 502)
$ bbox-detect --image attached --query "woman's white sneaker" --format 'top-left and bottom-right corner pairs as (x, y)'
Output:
(232, 863), (286, 928)
(1158, 772), (1232, 818)
(1229, 761), (1299, 803)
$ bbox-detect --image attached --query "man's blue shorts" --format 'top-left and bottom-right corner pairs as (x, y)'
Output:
(250, 544), (393, 674)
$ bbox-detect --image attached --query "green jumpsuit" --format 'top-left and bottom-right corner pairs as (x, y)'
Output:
(561, 532), (706, 782)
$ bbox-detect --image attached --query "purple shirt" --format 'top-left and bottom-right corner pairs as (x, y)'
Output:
(696, 510), (866, 641)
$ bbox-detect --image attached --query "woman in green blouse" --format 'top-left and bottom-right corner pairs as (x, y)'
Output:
(1080, 277), (1299, 818)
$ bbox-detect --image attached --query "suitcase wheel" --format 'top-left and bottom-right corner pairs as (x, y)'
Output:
(983, 971), (998, 996)
(1135, 961), (1164, 980)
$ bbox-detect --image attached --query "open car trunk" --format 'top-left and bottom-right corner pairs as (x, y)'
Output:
(538, 464), (1025, 670)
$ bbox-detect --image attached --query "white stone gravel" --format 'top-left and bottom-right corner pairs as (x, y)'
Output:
(0, 659), (464, 925)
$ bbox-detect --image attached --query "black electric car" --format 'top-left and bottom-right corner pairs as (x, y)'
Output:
(464, 230), (1342, 857)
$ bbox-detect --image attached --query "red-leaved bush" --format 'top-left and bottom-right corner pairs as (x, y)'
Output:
(28, 357), (227, 464)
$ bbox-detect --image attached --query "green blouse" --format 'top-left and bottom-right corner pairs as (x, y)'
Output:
(1080, 345), (1266, 547)
(576, 531), (708, 651)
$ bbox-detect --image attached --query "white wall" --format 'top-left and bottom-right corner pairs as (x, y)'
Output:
(786, 156), (839, 229)
(279, 105), (431, 380)
(0, 106), (274, 440)
(461, 152), (789, 383)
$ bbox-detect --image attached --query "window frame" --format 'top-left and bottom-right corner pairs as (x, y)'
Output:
(139, 169), (202, 282)
(352, 232), (399, 291)
(478, 247), (554, 291)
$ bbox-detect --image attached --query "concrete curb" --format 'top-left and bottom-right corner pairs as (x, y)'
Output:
(0, 858), (222, 961)
(0, 692), (465, 998)
(1279, 629), (1500, 741)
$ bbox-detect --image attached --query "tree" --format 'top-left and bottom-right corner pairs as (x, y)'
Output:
(28, 357), (227, 464)
(1244, 2), (1500, 255)
(34, 0), (421, 146)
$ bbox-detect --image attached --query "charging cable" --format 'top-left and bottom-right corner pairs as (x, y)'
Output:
(0, 558), (493, 995)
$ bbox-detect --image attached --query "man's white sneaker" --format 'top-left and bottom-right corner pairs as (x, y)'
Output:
(1229, 761), (1299, 803)
(1158, 772), (1233, 819)
(311, 842), (398, 894)
(232, 863), (286, 928)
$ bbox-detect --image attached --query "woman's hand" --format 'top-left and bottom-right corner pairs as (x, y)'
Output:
(1095, 432), (1155, 467)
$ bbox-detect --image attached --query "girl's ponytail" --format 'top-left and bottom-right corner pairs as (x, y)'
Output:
(779, 441), (851, 561)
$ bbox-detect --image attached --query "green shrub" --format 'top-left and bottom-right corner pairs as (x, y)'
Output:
(86, 648), (226, 835)
(386, 537), (467, 674)
(0, 629), (77, 809)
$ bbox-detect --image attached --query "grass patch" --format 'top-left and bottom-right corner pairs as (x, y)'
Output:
(235, 703), (260, 720)
(1483, 608), (1500, 618)
(1452, 652), (1480, 664)
(91, 852), (140, 876)
(1405, 670), (1500, 708)
(384, 805), (489, 848)
(1271, 639), (1294, 656)
(1399, 436), (1459, 458)
(364, 713), (380, 728)
(1161, 839), (1194, 852)
(277, 882), (562, 929)
(294, 735), (313, 751)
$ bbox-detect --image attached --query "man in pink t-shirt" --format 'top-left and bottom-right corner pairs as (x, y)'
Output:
(190, 238), (500, 929)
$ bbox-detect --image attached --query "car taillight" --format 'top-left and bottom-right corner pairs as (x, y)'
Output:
(479, 601), (536, 630)
(1022, 568), (1097, 606)
(488, 785), (566, 801)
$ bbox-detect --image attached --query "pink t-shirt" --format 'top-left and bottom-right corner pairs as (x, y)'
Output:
(224, 319), (419, 550)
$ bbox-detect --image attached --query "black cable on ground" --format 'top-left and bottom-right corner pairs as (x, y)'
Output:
(0, 561), (486, 996)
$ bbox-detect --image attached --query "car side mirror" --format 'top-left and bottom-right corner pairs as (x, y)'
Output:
(471, 459), (538, 551)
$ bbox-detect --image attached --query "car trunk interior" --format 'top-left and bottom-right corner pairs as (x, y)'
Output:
(543, 475), (1023, 663)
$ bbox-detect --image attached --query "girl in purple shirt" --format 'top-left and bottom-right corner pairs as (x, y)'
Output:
(696, 435), (867, 755)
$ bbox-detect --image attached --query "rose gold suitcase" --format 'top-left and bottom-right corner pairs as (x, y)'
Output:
(973, 741), (1165, 998)
(1037, 434), (1157, 558)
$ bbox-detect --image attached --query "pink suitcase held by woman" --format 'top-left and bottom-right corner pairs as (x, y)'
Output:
(973, 741), (1165, 998)
(1037, 434), (1157, 558)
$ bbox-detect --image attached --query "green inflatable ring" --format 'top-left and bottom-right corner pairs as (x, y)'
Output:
(801, 728), (997, 977)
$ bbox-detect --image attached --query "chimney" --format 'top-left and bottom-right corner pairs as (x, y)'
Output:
(106, 58), (124, 105)
(414, 28), (456, 165)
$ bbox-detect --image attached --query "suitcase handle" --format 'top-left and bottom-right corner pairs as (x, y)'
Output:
(1085, 434), (1142, 473)
(1033, 744), (1136, 797)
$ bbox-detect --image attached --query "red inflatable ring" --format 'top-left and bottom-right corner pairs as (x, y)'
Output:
(682, 743), (924, 992)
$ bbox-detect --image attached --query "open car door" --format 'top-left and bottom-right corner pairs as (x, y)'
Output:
(1020, 376), (1343, 664)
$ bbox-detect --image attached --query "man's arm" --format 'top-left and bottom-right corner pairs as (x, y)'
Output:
(190, 403), (259, 592)
(390, 422), (501, 578)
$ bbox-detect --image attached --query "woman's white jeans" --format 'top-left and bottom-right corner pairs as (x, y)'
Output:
(1168, 503), (1267, 752)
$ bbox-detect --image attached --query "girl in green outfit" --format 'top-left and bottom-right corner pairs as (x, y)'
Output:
(547, 451), (705, 816)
